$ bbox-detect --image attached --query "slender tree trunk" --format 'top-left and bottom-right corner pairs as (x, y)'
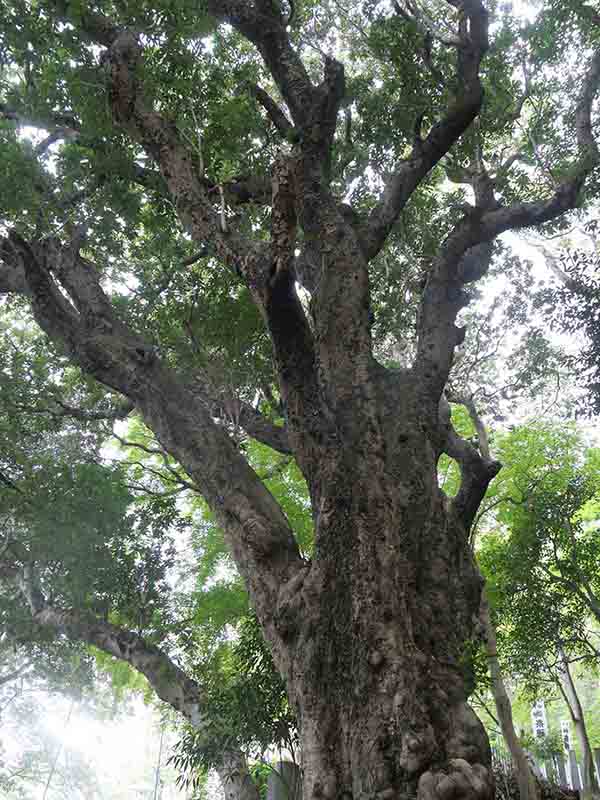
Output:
(217, 750), (261, 800)
(480, 593), (539, 800)
(557, 650), (599, 800)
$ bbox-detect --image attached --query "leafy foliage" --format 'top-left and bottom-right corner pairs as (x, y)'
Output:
(535, 242), (600, 414)
(170, 613), (297, 782)
(478, 423), (600, 692)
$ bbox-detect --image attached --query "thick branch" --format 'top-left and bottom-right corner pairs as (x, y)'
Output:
(415, 189), (495, 398)
(439, 394), (500, 531)
(187, 368), (292, 454)
(11, 560), (206, 726)
(105, 31), (266, 280)
(4, 553), (260, 800)
(262, 268), (324, 484)
(42, 607), (206, 724)
(53, 398), (135, 421)
(206, 1), (317, 129)
(246, 84), (294, 137)
(415, 48), (600, 399)
(0, 238), (31, 295)
(12, 397), (135, 423)
(361, 0), (489, 260)
(0, 103), (80, 136)
(211, 3), (345, 167)
(446, 391), (490, 460)
(270, 154), (297, 284)
(236, 404), (291, 453)
(2, 235), (80, 345)
(48, 1), (121, 46)
(0, 236), (305, 617)
(246, 157), (329, 485)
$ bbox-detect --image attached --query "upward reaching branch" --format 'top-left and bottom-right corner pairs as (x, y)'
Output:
(0, 235), (305, 616)
(438, 392), (501, 532)
(206, 1), (317, 129)
(415, 47), (600, 400)
(246, 83), (294, 138)
(213, 2), (345, 170)
(12, 561), (206, 726)
(362, 0), (489, 260)
(105, 31), (266, 282)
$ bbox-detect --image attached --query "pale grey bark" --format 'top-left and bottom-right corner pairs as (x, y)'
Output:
(557, 650), (599, 800)
(218, 750), (261, 800)
(13, 564), (206, 728)
(480, 593), (540, 800)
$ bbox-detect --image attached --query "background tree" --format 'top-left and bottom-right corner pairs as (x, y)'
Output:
(528, 235), (600, 415)
(478, 423), (600, 799)
(479, 424), (600, 676)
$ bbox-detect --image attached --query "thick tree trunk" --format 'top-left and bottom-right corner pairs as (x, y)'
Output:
(557, 651), (599, 800)
(0, 233), (498, 799)
(268, 414), (495, 800)
(2, 216), (499, 800)
(480, 593), (539, 800)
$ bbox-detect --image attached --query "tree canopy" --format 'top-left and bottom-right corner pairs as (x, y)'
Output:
(2, 2), (600, 800)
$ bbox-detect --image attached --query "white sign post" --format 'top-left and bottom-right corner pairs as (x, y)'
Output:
(531, 700), (548, 739)
(560, 720), (572, 752)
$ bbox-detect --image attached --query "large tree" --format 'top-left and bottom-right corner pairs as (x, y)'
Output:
(1, 2), (599, 799)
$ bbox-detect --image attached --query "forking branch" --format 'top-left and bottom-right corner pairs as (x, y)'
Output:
(414, 46), (600, 401)
(393, 0), (462, 46)
(0, 232), (305, 605)
(361, 0), (489, 260)
(439, 391), (501, 532)
(439, 395), (502, 533)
